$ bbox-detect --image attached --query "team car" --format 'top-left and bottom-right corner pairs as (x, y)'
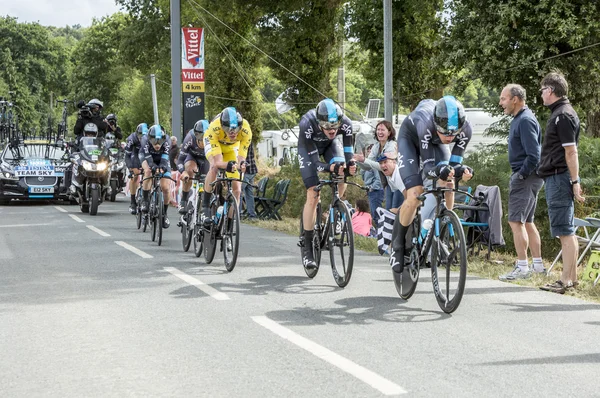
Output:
(0, 138), (72, 204)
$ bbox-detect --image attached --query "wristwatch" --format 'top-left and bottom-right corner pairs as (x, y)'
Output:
(570, 177), (581, 185)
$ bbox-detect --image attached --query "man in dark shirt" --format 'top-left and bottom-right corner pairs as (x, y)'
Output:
(241, 143), (258, 220)
(498, 84), (545, 281)
(536, 72), (584, 294)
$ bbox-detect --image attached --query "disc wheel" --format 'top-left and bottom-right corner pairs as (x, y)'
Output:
(329, 201), (354, 288)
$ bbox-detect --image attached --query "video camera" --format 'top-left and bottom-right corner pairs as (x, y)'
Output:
(76, 100), (92, 119)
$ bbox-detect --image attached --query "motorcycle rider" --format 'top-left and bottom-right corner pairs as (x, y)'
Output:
(71, 122), (109, 193)
(106, 113), (123, 141)
(73, 99), (108, 142)
(140, 124), (172, 229)
(125, 123), (148, 214)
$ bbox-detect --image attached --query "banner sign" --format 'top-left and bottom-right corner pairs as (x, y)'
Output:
(182, 27), (205, 132)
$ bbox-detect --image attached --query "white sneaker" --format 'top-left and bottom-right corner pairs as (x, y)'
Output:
(499, 265), (532, 281)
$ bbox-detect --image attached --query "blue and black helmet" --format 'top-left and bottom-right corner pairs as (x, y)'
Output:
(434, 96), (466, 136)
(316, 98), (343, 130)
(148, 124), (166, 146)
(220, 107), (243, 134)
(193, 119), (209, 140)
(135, 123), (149, 139)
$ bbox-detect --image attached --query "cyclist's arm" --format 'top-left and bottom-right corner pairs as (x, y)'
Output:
(449, 121), (473, 179)
(418, 121), (438, 178)
(141, 142), (157, 169)
(158, 138), (171, 170)
(177, 136), (192, 169)
(237, 120), (252, 159)
(340, 117), (354, 164)
(299, 118), (329, 173)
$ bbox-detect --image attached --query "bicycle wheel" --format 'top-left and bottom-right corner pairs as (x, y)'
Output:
(222, 194), (240, 272)
(299, 203), (323, 279)
(203, 197), (218, 264)
(329, 200), (354, 288)
(393, 217), (422, 300)
(150, 192), (157, 242)
(157, 192), (164, 246)
(431, 209), (468, 314)
(193, 194), (203, 258)
(182, 202), (193, 252)
(136, 190), (142, 230)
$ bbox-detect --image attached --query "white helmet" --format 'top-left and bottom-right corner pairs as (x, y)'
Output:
(83, 123), (99, 137)
(87, 98), (104, 108)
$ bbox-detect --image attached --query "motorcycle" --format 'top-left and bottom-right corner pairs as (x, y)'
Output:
(71, 136), (110, 215)
(104, 136), (126, 202)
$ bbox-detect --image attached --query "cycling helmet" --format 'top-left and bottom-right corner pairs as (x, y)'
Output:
(220, 107), (243, 135)
(135, 123), (149, 139)
(193, 119), (209, 140)
(316, 98), (343, 130)
(83, 122), (99, 137)
(434, 96), (466, 136)
(148, 124), (166, 146)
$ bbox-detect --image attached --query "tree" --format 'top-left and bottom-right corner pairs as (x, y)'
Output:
(446, 0), (600, 135)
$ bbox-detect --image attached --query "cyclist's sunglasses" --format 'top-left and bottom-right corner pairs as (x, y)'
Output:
(224, 125), (242, 135)
(149, 136), (166, 146)
(435, 124), (462, 137)
(194, 131), (204, 140)
(319, 121), (341, 131)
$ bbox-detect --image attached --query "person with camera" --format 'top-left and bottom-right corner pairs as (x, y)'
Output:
(106, 113), (123, 142)
(73, 99), (108, 142)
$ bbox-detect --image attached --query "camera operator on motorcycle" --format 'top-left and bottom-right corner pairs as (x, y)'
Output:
(125, 123), (148, 214)
(177, 119), (210, 214)
(106, 113), (123, 142)
(140, 124), (172, 229)
(73, 99), (108, 147)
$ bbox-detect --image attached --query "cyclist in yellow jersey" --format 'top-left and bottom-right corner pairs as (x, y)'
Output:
(201, 107), (252, 222)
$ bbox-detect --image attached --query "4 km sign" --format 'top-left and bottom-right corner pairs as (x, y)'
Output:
(182, 27), (205, 131)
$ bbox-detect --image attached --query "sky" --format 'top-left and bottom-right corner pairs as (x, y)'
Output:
(0, 0), (123, 27)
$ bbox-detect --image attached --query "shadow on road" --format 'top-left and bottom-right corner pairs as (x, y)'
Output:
(495, 302), (600, 312)
(479, 352), (600, 366)
(263, 295), (447, 326)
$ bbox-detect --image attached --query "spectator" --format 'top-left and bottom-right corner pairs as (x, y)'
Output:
(537, 71), (584, 294)
(353, 120), (402, 211)
(169, 136), (180, 170)
(359, 144), (384, 223)
(352, 199), (373, 237)
(241, 142), (258, 221)
(498, 84), (546, 281)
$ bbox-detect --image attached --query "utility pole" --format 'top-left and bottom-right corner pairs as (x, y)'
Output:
(170, 0), (182, 140)
(383, 0), (393, 122)
(150, 74), (160, 125)
(337, 40), (346, 109)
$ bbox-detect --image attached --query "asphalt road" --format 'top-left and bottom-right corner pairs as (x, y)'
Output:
(1, 197), (599, 397)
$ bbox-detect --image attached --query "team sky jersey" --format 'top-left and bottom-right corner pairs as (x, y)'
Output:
(399, 99), (472, 177)
(204, 117), (252, 158)
(298, 110), (354, 172)
(124, 133), (142, 169)
(140, 134), (171, 169)
(177, 130), (206, 167)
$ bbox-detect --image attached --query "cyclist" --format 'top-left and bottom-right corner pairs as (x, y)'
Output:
(177, 119), (210, 214)
(124, 123), (148, 214)
(389, 96), (474, 273)
(139, 124), (172, 229)
(299, 98), (356, 269)
(200, 107), (252, 224)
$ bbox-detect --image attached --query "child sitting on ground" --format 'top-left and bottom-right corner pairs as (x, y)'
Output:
(352, 199), (373, 237)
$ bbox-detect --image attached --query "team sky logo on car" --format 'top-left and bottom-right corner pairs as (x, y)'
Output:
(14, 159), (64, 177)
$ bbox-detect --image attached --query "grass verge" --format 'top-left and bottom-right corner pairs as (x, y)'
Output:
(247, 216), (600, 304)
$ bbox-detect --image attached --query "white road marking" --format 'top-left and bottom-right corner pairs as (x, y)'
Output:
(164, 267), (230, 301)
(0, 223), (51, 228)
(252, 316), (407, 396)
(87, 225), (111, 237)
(115, 241), (153, 258)
(69, 214), (85, 223)
(54, 206), (68, 213)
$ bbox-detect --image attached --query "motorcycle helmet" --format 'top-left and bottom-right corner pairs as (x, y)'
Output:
(193, 119), (209, 140)
(316, 98), (343, 130)
(106, 113), (117, 126)
(87, 98), (103, 116)
(83, 122), (99, 137)
(220, 107), (243, 135)
(434, 96), (466, 136)
(148, 124), (166, 146)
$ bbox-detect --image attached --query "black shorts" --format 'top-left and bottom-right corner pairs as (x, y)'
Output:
(299, 139), (345, 189)
(183, 154), (209, 175)
(397, 134), (423, 190)
(129, 153), (142, 170)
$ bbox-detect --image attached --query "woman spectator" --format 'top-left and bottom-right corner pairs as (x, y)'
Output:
(359, 144), (384, 224)
(352, 199), (373, 237)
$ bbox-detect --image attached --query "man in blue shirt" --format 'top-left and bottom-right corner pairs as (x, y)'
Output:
(498, 84), (545, 281)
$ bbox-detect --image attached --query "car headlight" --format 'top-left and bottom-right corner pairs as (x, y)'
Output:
(2, 171), (18, 180)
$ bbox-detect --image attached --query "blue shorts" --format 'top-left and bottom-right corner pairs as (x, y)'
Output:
(544, 171), (575, 237)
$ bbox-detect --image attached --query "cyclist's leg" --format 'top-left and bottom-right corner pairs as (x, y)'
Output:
(391, 137), (423, 273)
(300, 145), (322, 269)
(160, 168), (172, 228)
(179, 156), (197, 213)
(202, 141), (222, 220)
(140, 158), (152, 212)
